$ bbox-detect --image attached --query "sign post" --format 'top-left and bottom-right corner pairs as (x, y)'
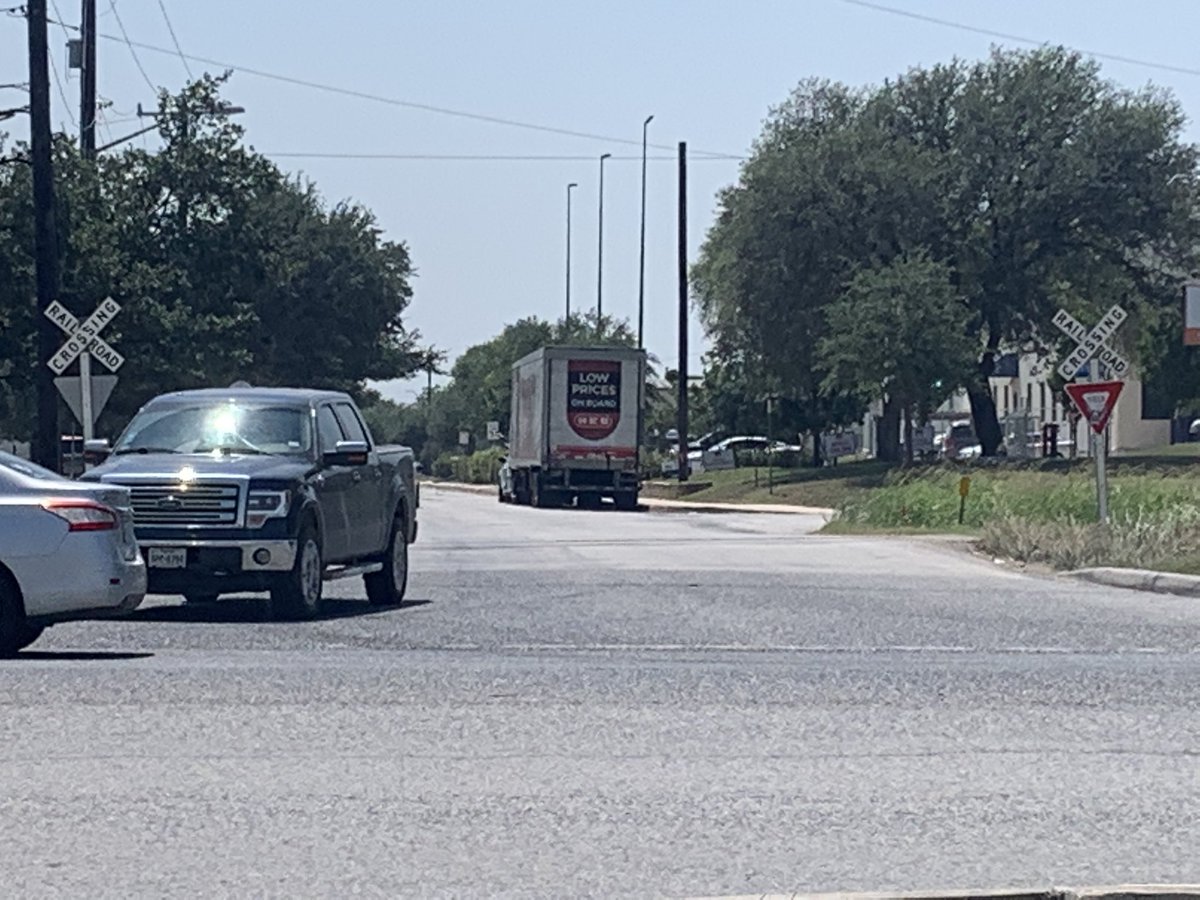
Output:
(43, 297), (124, 440)
(1054, 305), (1127, 525)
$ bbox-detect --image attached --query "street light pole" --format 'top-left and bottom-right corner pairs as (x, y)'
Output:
(566, 182), (578, 321)
(638, 115), (653, 349)
(596, 152), (611, 322)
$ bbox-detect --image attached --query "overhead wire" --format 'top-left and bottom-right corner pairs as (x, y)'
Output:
(80, 30), (743, 159)
(838, 0), (1200, 79)
(155, 0), (192, 80)
(106, 0), (158, 93)
(264, 152), (738, 162)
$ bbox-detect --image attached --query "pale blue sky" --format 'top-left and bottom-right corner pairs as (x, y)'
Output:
(5, 1), (1200, 402)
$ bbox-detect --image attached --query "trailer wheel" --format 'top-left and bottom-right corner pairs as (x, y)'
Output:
(614, 491), (639, 511)
(530, 473), (550, 509)
(514, 471), (531, 506)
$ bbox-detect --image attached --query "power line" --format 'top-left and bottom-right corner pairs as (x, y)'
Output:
(838, 0), (1200, 79)
(84, 30), (742, 159)
(106, 0), (157, 93)
(264, 152), (740, 162)
(155, 0), (192, 80)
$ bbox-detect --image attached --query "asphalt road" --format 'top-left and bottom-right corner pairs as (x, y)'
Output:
(4, 485), (1200, 898)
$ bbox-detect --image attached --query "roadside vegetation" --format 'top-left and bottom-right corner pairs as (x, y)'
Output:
(826, 456), (1200, 573)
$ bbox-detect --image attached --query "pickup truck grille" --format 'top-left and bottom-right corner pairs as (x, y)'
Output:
(126, 483), (242, 526)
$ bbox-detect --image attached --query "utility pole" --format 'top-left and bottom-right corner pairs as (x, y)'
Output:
(76, 0), (97, 440)
(637, 115), (653, 349)
(676, 141), (688, 483)
(565, 182), (577, 321)
(28, 0), (62, 468)
(80, 0), (97, 158)
(596, 152), (611, 322)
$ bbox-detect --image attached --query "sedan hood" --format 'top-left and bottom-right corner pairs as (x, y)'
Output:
(85, 452), (315, 484)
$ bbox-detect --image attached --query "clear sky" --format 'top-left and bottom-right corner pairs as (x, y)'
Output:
(5, 1), (1200, 403)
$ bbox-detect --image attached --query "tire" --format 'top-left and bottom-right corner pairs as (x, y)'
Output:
(514, 471), (531, 506)
(578, 492), (602, 510)
(0, 573), (40, 656)
(365, 512), (409, 606)
(271, 521), (323, 620)
(614, 491), (639, 511)
(184, 592), (219, 605)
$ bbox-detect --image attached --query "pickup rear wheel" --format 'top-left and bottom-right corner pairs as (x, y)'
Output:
(271, 522), (323, 620)
(365, 512), (408, 606)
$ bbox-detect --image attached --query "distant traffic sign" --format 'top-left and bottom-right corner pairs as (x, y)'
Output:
(44, 297), (124, 440)
(45, 297), (124, 375)
(54, 375), (118, 426)
(1065, 381), (1124, 435)
(1053, 306), (1129, 380)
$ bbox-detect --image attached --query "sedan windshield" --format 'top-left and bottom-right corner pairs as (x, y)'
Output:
(114, 403), (313, 456)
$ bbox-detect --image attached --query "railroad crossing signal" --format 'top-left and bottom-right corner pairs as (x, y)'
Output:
(1053, 305), (1129, 380)
(45, 297), (124, 375)
(44, 297), (124, 440)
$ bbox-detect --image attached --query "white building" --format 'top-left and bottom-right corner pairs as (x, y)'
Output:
(861, 351), (1170, 457)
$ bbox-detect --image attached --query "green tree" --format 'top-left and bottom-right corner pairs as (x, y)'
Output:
(0, 75), (424, 440)
(866, 47), (1199, 452)
(821, 254), (977, 464)
(695, 49), (1199, 459)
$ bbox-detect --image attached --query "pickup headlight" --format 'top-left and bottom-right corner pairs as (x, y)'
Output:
(246, 490), (290, 528)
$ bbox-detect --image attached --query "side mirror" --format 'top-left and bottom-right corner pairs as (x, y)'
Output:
(323, 440), (369, 467)
(83, 438), (111, 463)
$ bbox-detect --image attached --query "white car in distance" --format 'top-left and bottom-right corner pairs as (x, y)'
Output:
(0, 452), (146, 655)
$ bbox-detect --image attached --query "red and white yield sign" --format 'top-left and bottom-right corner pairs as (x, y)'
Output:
(1065, 381), (1124, 435)
(45, 297), (124, 375)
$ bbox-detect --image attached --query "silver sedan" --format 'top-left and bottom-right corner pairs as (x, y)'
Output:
(0, 452), (146, 655)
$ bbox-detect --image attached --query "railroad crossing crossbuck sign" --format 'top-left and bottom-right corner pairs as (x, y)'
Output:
(1053, 305), (1129, 380)
(45, 297), (125, 375)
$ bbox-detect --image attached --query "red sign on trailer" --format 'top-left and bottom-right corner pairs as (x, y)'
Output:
(1064, 381), (1124, 435)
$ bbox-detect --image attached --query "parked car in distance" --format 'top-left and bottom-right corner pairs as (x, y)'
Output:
(82, 386), (418, 619)
(0, 451), (146, 655)
(942, 421), (980, 460)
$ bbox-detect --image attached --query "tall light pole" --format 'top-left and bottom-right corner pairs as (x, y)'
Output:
(637, 115), (654, 349)
(566, 182), (578, 321)
(596, 152), (612, 321)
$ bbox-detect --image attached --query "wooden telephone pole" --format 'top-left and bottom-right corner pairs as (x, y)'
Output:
(27, 0), (62, 468)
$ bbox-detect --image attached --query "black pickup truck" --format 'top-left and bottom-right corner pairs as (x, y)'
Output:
(82, 386), (418, 619)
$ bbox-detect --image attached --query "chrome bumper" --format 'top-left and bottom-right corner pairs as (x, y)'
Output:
(139, 539), (298, 572)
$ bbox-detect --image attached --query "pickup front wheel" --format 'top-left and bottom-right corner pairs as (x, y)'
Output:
(271, 522), (323, 620)
(365, 513), (408, 606)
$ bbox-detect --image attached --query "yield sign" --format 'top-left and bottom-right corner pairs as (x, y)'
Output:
(1065, 381), (1124, 434)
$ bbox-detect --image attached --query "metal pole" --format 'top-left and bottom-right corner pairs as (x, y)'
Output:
(676, 141), (688, 483)
(79, 352), (94, 441)
(637, 115), (653, 349)
(1089, 359), (1109, 524)
(565, 182), (577, 321)
(28, 0), (61, 469)
(597, 152), (611, 321)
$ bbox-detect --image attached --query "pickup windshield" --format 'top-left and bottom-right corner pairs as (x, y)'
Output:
(114, 403), (313, 456)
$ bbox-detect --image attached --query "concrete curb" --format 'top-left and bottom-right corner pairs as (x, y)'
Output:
(685, 886), (1200, 900)
(421, 480), (831, 516)
(1067, 566), (1200, 598)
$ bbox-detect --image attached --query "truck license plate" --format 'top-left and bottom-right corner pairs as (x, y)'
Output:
(148, 547), (188, 569)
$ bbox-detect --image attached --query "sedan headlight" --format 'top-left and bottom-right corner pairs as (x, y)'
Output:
(246, 490), (289, 528)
